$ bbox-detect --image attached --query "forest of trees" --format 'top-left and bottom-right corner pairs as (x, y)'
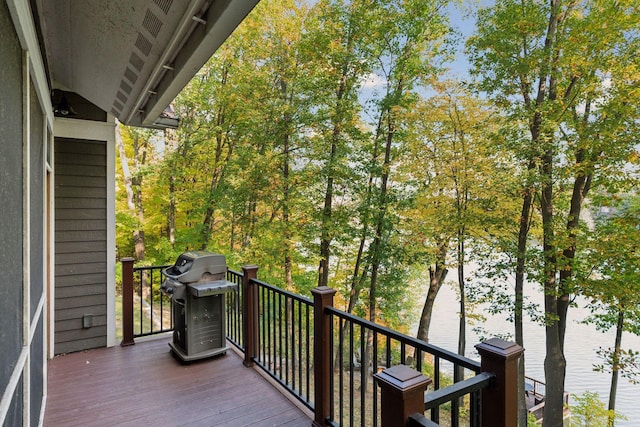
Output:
(115, 1), (640, 426)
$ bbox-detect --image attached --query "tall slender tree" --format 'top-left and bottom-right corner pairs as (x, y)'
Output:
(469, 1), (640, 424)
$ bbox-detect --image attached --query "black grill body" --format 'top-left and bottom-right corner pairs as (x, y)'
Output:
(161, 251), (237, 362)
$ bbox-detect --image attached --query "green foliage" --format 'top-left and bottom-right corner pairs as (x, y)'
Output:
(568, 391), (624, 427)
(112, 7), (640, 421)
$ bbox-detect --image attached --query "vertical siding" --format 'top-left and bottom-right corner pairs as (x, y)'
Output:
(54, 138), (108, 354)
(0, 0), (24, 421)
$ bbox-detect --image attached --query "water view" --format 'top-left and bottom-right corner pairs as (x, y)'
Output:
(428, 283), (640, 426)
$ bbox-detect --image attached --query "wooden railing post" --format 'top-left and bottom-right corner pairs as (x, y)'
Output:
(374, 365), (432, 427)
(242, 265), (259, 367)
(120, 257), (135, 346)
(311, 286), (336, 427)
(475, 338), (524, 427)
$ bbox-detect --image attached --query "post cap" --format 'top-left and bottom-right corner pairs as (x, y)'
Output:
(374, 365), (432, 391)
(475, 338), (524, 360)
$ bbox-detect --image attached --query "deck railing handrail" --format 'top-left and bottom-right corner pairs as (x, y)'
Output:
(327, 307), (481, 373)
(423, 371), (494, 411)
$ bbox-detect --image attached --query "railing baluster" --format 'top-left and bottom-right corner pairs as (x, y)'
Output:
(373, 331), (379, 427)
(433, 356), (440, 423)
(360, 325), (366, 427)
(339, 317), (344, 425)
(258, 285), (263, 364)
(138, 270), (143, 335)
(305, 304), (315, 402)
(386, 336), (391, 369)
(120, 258), (135, 346)
(452, 362), (461, 427)
(298, 299), (302, 399)
(329, 312), (335, 421)
(291, 297), (296, 393)
(150, 269), (155, 333)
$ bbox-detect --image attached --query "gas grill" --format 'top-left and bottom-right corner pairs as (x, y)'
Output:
(161, 251), (237, 362)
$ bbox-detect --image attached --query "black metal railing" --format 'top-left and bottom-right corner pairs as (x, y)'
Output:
(252, 278), (314, 411)
(225, 269), (244, 350)
(327, 308), (483, 427)
(127, 264), (244, 344)
(131, 264), (172, 338)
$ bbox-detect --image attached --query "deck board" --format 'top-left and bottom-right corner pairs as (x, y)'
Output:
(44, 337), (312, 426)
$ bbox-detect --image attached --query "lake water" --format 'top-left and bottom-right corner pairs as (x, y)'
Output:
(425, 282), (640, 425)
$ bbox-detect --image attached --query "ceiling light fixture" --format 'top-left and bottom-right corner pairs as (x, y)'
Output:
(53, 94), (78, 117)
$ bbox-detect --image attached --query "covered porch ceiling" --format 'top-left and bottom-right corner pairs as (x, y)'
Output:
(38, 0), (259, 128)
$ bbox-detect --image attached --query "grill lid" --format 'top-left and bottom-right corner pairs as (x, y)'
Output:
(163, 251), (226, 283)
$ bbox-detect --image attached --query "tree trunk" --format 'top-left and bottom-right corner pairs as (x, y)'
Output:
(457, 239), (465, 357)
(131, 133), (146, 262)
(164, 128), (176, 248)
(199, 97), (232, 250)
(515, 162), (535, 427)
(318, 138), (336, 288)
(541, 145), (565, 427)
(116, 123), (135, 212)
(416, 240), (448, 344)
(608, 308), (624, 426)
(282, 131), (293, 289)
(318, 69), (348, 288)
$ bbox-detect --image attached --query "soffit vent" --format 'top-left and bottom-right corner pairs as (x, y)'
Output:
(154, 0), (173, 15)
(135, 33), (153, 56)
(116, 91), (128, 104)
(124, 67), (138, 84)
(143, 9), (163, 38)
(129, 52), (145, 72)
(120, 81), (133, 96)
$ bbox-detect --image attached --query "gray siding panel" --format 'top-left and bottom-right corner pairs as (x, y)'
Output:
(0, 0), (24, 406)
(56, 315), (107, 333)
(55, 230), (108, 242)
(56, 139), (107, 155)
(55, 208), (106, 220)
(54, 305), (107, 322)
(55, 273), (106, 287)
(55, 283), (107, 298)
(56, 251), (107, 265)
(55, 186), (107, 198)
(55, 219), (107, 232)
(55, 196), (107, 209)
(55, 163), (107, 177)
(55, 337), (107, 356)
(55, 261), (107, 276)
(56, 241), (106, 254)
(54, 138), (108, 354)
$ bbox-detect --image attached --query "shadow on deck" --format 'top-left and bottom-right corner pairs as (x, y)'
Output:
(44, 336), (312, 426)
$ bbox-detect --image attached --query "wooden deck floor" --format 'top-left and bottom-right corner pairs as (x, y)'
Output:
(44, 337), (312, 427)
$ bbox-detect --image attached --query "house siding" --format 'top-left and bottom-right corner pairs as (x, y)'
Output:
(0, 1), (25, 423)
(54, 138), (108, 354)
